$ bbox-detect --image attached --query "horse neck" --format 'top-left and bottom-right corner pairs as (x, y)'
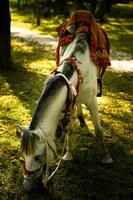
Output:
(37, 86), (68, 139)
(58, 39), (79, 85)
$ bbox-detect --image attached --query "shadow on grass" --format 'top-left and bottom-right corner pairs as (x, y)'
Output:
(11, 37), (56, 67)
(103, 70), (133, 99)
(54, 100), (132, 199)
(0, 142), (57, 200)
(101, 69), (133, 146)
(1, 67), (46, 116)
(1, 39), (56, 118)
(1, 117), (133, 199)
(1, 138), (132, 200)
(48, 141), (133, 200)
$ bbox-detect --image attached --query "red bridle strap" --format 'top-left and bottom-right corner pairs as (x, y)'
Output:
(60, 56), (83, 108)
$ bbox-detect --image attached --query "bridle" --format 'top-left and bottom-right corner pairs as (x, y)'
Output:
(20, 154), (45, 183)
(21, 55), (83, 187)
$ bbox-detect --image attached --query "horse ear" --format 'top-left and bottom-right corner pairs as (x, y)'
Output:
(16, 125), (28, 138)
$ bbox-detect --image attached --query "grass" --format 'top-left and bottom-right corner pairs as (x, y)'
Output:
(102, 17), (133, 54)
(0, 3), (133, 200)
(102, 3), (133, 55)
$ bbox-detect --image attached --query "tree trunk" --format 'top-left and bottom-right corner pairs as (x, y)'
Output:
(95, 0), (113, 22)
(35, 0), (41, 26)
(90, 0), (97, 14)
(17, 0), (21, 9)
(0, 0), (12, 70)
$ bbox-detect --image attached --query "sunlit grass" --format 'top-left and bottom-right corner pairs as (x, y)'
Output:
(1, 35), (133, 199)
(102, 3), (133, 54)
(11, 38), (56, 73)
(1, 3), (133, 200)
(0, 36), (133, 200)
(102, 17), (133, 54)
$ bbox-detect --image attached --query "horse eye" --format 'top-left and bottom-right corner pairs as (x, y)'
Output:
(34, 155), (42, 161)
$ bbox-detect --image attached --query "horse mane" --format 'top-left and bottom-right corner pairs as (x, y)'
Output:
(21, 130), (39, 155)
(74, 33), (89, 54)
(29, 33), (88, 130)
(29, 62), (74, 130)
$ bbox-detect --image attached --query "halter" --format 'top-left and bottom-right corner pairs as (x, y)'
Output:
(20, 151), (46, 182)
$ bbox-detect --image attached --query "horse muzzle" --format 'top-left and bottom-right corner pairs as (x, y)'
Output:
(20, 159), (44, 191)
(23, 176), (43, 191)
(23, 168), (44, 191)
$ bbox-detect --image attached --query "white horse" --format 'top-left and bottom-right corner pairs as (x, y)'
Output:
(18, 33), (113, 191)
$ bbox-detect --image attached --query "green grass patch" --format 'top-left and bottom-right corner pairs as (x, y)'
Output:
(102, 17), (133, 55)
(0, 3), (133, 200)
(1, 35), (133, 200)
(102, 3), (133, 55)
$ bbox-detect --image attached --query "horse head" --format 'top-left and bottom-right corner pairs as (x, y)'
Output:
(17, 125), (55, 191)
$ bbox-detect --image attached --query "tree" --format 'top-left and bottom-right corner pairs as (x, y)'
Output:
(94, 0), (113, 21)
(0, 0), (12, 70)
(35, 0), (43, 26)
(67, 0), (113, 21)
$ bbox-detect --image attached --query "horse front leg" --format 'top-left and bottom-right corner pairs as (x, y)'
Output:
(77, 103), (86, 127)
(62, 132), (73, 161)
(86, 97), (113, 164)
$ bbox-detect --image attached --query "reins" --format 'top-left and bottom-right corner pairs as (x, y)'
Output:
(41, 127), (67, 187)
(38, 125), (66, 187)
(41, 56), (83, 186)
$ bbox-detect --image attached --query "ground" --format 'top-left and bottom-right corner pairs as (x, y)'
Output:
(0, 7), (133, 199)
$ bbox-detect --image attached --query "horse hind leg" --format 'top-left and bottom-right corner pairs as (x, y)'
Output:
(77, 103), (86, 127)
(86, 97), (113, 164)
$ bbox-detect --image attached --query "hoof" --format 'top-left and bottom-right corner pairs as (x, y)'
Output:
(102, 155), (113, 164)
(62, 152), (73, 161)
